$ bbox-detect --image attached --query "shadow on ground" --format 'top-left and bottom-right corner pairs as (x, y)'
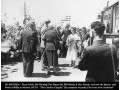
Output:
(32, 73), (50, 78)
(1, 61), (19, 80)
(32, 71), (71, 78)
(53, 71), (71, 76)
(58, 64), (70, 67)
(1, 73), (8, 80)
(2, 61), (22, 66)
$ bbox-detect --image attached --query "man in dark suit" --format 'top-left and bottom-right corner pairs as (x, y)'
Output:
(78, 21), (118, 82)
(43, 25), (60, 74)
(36, 29), (41, 59)
(60, 24), (71, 57)
(19, 21), (37, 77)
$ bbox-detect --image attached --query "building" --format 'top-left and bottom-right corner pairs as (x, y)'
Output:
(101, 1), (119, 34)
(100, 1), (119, 45)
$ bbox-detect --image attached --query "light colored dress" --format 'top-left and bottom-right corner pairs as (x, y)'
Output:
(66, 34), (81, 62)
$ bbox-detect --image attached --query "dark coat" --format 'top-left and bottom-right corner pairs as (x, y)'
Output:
(62, 29), (71, 42)
(78, 40), (118, 82)
(43, 29), (60, 50)
(43, 29), (60, 67)
(18, 29), (37, 77)
(20, 29), (37, 53)
(36, 30), (41, 51)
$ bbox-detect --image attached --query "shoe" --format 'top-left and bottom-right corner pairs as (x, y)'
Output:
(55, 67), (61, 71)
(24, 74), (32, 77)
(53, 72), (58, 76)
(42, 68), (46, 71)
(74, 65), (78, 68)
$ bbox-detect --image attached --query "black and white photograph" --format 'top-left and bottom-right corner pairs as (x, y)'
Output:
(1, 0), (119, 89)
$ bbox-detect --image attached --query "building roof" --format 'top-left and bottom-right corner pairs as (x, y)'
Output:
(103, 1), (119, 12)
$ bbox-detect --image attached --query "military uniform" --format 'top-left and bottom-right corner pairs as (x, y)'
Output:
(43, 27), (60, 73)
(40, 28), (48, 69)
(19, 28), (37, 77)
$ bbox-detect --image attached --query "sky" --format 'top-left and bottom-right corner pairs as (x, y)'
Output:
(1, 0), (118, 27)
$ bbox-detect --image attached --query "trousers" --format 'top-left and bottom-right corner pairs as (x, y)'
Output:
(22, 53), (34, 77)
(45, 50), (58, 68)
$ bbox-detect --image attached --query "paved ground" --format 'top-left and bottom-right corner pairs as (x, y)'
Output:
(1, 58), (87, 82)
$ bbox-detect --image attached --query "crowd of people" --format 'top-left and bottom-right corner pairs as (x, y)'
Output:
(1, 21), (24, 64)
(1, 18), (119, 82)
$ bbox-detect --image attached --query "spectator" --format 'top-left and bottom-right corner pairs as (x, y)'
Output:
(19, 21), (37, 77)
(66, 27), (81, 67)
(78, 21), (118, 82)
(61, 24), (71, 57)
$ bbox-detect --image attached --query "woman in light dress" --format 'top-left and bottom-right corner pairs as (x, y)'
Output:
(66, 27), (81, 67)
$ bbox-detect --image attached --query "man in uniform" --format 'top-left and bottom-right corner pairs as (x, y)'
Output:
(43, 25), (60, 75)
(40, 20), (51, 70)
(19, 21), (37, 77)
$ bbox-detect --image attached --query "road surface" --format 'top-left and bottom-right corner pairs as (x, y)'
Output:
(2, 58), (87, 82)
